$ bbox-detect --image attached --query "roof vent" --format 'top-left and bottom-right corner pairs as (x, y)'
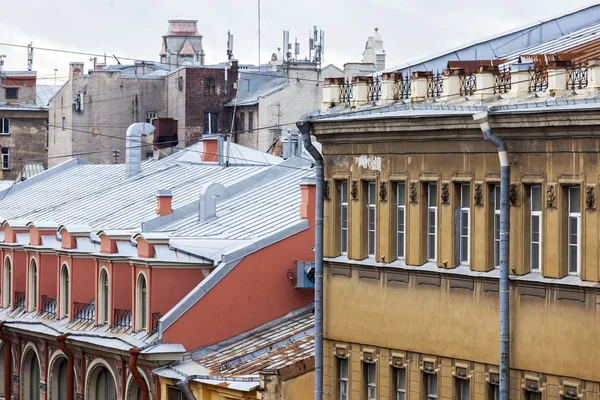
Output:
(126, 122), (155, 177)
(282, 131), (302, 159)
(198, 183), (226, 222)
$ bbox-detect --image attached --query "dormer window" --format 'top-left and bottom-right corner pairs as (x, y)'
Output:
(98, 269), (109, 325)
(28, 259), (38, 312)
(60, 264), (70, 318)
(3, 257), (11, 308)
(136, 273), (148, 332)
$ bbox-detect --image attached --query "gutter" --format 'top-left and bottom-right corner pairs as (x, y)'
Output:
(296, 118), (323, 400)
(0, 323), (11, 400)
(129, 348), (150, 400)
(176, 377), (196, 400)
(473, 112), (510, 400)
(57, 335), (74, 400)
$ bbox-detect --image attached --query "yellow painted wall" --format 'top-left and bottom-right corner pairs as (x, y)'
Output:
(282, 371), (315, 400)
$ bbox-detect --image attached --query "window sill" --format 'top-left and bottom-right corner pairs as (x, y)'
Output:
(0, 133), (10, 136)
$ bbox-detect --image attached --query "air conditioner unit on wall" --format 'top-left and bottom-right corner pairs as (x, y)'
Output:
(295, 261), (315, 289)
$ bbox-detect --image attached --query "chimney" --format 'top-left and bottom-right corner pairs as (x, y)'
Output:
(70, 62), (84, 83)
(300, 178), (316, 220)
(351, 76), (370, 107)
(201, 136), (224, 164)
(126, 122), (155, 177)
(198, 183), (226, 222)
(156, 189), (173, 216)
(411, 71), (431, 102)
(152, 118), (179, 160)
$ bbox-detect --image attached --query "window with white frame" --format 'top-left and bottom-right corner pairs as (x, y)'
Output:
(530, 185), (542, 272)
(364, 362), (376, 400)
(393, 367), (406, 400)
(145, 112), (158, 124)
(98, 269), (109, 325)
(427, 183), (438, 261)
(455, 377), (470, 400)
(425, 373), (438, 400)
(397, 182), (406, 259)
(203, 112), (219, 133)
(3, 257), (11, 307)
(493, 185), (501, 267)
(0, 118), (9, 135)
(367, 182), (376, 257)
(460, 184), (470, 264)
(340, 181), (348, 254)
(28, 259), (38, 312)
(568, 186), (581, 275)
(60, 264), (69, 318)
(1, 148), (9, 170)
(338, 358), (348, 400)
(136, 273), (148, 331)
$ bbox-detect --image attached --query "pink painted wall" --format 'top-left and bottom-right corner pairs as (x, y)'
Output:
(40, 254), (58, 299)
(150, 268), (204, 316)
(13, 251), (27, 293)
(112, 262), (132, 311)
(71, 258), (95, 308)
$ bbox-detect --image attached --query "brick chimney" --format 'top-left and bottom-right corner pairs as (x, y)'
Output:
(201, 136), (224, 163)
(156, 189), (173, 216)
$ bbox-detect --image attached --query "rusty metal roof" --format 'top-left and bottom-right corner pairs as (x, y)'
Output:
(447, 60), (505, 74)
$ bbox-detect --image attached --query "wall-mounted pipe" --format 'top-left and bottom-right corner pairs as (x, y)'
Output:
(473, 111), (510, 400)
(57, 335), (74, 400)
(0, 323), (11, 400)
(129, 348), (149, 400)
(176, 377), (196, 400)
(297, 118), (323, 400)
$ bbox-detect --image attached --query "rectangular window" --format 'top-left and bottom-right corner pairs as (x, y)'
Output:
(524, 391), (542, 400)
(5, 88), (17, 100)
(338, 358), (348, 400)
(487, 380), (499, 400)
(205, 77), (216, 95)
(493, 185), (501, 267)
(145, 111), (158, 124)
(568, 186), (581, 275)
(367, 182), (376, 257)
(0, 118), (9, 135)
(460, 184), (470, 264)
(427, 183), (438, 261)
(364, 363), (376, 400)
(397, 182), (406, 258)
(248, 111), (254, 131)
(1, 148), (9, 170)
(426, 374), (438, 400)
(393, 367), (406, 400)
(239, 112), (245, 132)
(203, 112), (219, 134)
(530, 185), (542, 272)
(455, 378), (470, 400)
(340, 181), (348, 254)
(62, 117), (66, 131)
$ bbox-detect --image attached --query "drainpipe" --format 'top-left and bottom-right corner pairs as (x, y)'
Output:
(0, 322), (11, 400)
(297, 119), (323, 400)
(176, 377), (196, 400)
(129, 348), (149, 400)
(57, 335), (74, 400)
(473, 112), (510, 400)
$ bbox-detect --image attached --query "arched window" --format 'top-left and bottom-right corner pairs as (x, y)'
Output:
(60, 264), (70, 319)
(129, 378), (144, 400)
(98, 269), (109, 325)
(135, 273), (147, 332)
(28, 259), (38, 312)
(94, 367), (116, 400)
(51, 357), (68, 400)
(3, 258), (11, 308)
(22, 349), (40, 400)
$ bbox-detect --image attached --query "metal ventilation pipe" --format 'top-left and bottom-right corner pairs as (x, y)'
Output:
(176, 377), (196, 400)
(297, 118), (323, 400)
(473, 111), (510, 400)
(126, 122), (155, 177)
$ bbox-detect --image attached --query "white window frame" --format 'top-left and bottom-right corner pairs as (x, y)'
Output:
(568, 186), (581, 275)
(493, 185), (501, 268)
(135, 273), (148, 331)
(60, 264), (70, 319)
(204, 112), (219, 134)
(397, 182), (406, 259)
(338, 358), (348, 400)
(145, 111), (158, 124)
(1, 148), (9, 170)
(460, 184), (470, 265)
(427, 183), (438, 262)
(394, 367), (406, 400)
(340, 181), (348, 255)
(3, 257), (11, 308)
(530, 185), (542, 272)
(98, 269), (110, 325)
(28, 259), (38, 312)
(365, 362), (376, 400)
(426, 373), (438, 400)
(0, 118), (9, 135)
(367, 182), (376, 257)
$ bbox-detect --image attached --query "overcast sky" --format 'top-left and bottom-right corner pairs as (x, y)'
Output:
(0, 0), (596, 83)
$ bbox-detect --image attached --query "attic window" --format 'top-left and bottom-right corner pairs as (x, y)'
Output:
(5, 88), (18, 100)
(205, 78), (216, 95)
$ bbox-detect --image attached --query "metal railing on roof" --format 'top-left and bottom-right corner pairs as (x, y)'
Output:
(14, 291), (25, 310)
(113, 308), (132, 330)
(395, 75), (411, 100)
(459, 73), (476, 96)
(151, 312), (162, 334)
(567, 62), (588, 90)
(529, 69), (548, 92)
(494, 66), (512, 94)
(367, 76), (382, 102)
(339, 78), (353, 105)
(73, 301), (95, 323)
(427, 72), (443, 98)
(41, 295), (56, 317)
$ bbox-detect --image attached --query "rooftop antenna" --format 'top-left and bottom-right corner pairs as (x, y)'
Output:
(53, 68), (58, 84)
(257, 0), (261, 70)
(27, 42), (34, 72)
(0, 55), (6, 73)
(227, 31), (234, 62)
(283, 31), (290, 62)
(294, 38), (300, 61)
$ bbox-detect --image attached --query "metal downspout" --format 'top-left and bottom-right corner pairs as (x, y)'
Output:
(176, 377), (196, 400)
(57, 335), (74, 400)
(474, 112), (510, 400)
(297, 119), (323, 400)
(0, 323), (11, 400)
(129, 348), (149, 400)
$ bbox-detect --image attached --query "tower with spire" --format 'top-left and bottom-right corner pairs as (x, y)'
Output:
(160, 17), (205, 69)
(362, 28), (385, 71)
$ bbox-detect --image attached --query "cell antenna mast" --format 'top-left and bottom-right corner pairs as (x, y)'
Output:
(257, 0), (261, 70)
(27, 42), (34, 72)
(227, 31), (234, 61)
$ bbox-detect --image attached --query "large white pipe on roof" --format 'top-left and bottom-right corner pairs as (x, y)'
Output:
(126, 122), (155, 178)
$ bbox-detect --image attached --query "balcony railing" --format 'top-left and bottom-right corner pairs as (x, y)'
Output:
(394, 75), (411, 100)
(459, 73), (476, 96)
(113, 308), (132, 330)
(367, 76), (382, 102)
(494, 66), (511, 94)
(567, 62), (588, 90)
(14, 291), (25, 310)
(41, 295), (56, 317)
(427, 72), (443, 98)
(339, 78), (353, 105)
(151, 312), (162, 334)
(529, 69), (548, 92)
(73, 301), (95, 323)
